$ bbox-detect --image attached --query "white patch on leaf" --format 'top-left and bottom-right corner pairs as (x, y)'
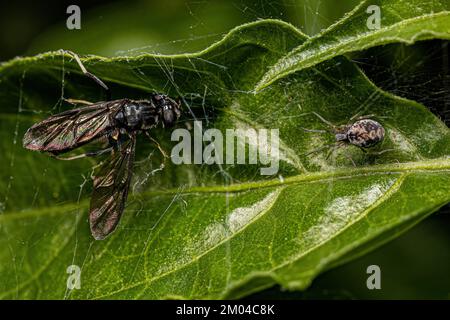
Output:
(388, 129), (417, 153)
(201, 222), (228, 248)
(303, 180), (395, 244)
(411, 122), (442, 152)
(193, 189), (281, 252)
(226, 189), (281, 233)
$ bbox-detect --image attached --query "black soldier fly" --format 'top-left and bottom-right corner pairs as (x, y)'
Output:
(23, 51), (181, 240)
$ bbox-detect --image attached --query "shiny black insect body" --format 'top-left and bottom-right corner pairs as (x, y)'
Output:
(302, 112), (388, 163)
(23, 52), (181, 240)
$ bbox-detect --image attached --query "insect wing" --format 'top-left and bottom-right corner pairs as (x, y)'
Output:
(23, 100), (124, 153)
(89, 136), (136, 240)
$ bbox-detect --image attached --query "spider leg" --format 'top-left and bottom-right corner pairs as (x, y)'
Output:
(311, 111), (338, 130)
(303, 143), (337, 157)
(325, 143), (342, 160)
(350, 113), (391, 122)
(299, 127), (329, 133)
(358, 146), (368, 153)
(352, 114), (377, 121)
(365, 148), (395, 156)
(342, 151), (356, 167)
(324, 142), (356, 166)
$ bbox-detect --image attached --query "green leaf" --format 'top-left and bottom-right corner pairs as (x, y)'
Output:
(0, 19), (449, 299)
(256, 0), (450, 91)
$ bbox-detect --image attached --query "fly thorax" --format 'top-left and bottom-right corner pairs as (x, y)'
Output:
(140, 113), (159, 130)
(138, 103), (159, 130)
(120, 104), (142, 129)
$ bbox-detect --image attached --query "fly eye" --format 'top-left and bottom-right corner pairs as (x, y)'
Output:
(162, 108), (175, 127)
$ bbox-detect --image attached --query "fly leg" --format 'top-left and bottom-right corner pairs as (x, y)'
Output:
(50, 146), (114, 161)
(144, 131), (168, 173)
(64, 50), (111, 100)
(64, 98), (94, 105)
(145, 131), (168, 159)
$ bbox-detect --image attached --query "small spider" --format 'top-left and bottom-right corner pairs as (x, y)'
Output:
(301, 112), (390, 164)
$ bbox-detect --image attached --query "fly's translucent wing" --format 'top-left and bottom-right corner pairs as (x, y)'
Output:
(23, 100), (126, 153)
(89, 136), (136, 240)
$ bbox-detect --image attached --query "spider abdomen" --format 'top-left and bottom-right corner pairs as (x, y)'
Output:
(346, 119), (385, 148)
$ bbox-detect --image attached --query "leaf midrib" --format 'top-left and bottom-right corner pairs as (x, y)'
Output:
(1, 157), (449, 222)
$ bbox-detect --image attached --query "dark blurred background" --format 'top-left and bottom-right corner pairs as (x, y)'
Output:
(0, 0), (363, 60)
(0, 0), (448, 299)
